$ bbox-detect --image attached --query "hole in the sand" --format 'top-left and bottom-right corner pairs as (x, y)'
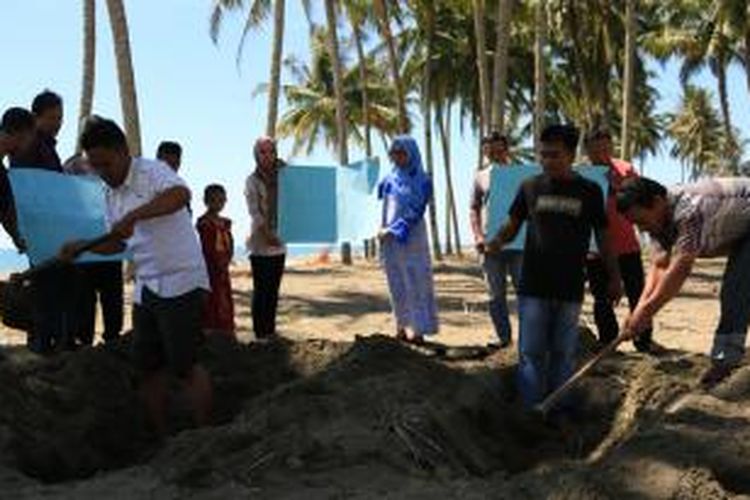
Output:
(0, 334), (631, 485)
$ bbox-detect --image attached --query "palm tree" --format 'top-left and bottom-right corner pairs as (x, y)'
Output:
(644, 0), (743, 171)
(211, 0), (295, 138)
(342, 0), (373, 156)
(491, 0), (513, 133)
(620, 0), (636, 160)
(415, 0), (443, 259)
(374, 0), (409, 133)
(77, 0), (96, 152)
(667, 85), (726, 181)
(324, 0), (349, 166)
(533, 0), (547, 158)
(271, 29), (399, 156)
(105, 0), (142, 155)
(472, 0), (491, 137)
(437, 105), (461, 256)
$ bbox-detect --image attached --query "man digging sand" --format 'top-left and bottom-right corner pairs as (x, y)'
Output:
(617, 176), (750, 388)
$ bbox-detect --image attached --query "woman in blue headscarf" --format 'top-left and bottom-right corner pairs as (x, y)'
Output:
(378, 135), (439, 343)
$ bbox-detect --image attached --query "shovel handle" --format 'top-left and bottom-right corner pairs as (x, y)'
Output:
(535, 335), (625, 414)
(13, 233), (115, 281)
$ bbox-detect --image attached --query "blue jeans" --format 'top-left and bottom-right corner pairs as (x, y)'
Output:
(712, 235), (750, 365)
(482, 250), (522, 343)
(517, 296), (581, 408)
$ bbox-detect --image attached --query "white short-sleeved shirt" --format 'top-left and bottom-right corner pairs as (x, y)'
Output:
(105, 157), (209, 304)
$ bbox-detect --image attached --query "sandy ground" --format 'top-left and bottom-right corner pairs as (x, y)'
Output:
(1, 255), (749, 499)
(1, 253), (725, 354)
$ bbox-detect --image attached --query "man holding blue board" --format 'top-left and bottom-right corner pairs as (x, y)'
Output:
(487, 124), (622, 413)
(470, 131), (522, 349)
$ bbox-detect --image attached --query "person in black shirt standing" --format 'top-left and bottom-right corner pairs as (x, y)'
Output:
(9, 91), (75, 353)
(0, 107), (34, 249)
(488, 124), (622, 411)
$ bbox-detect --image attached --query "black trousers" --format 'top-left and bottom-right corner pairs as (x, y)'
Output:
(250, 254), (286, 339)
(586, 252), (652, 351)
(29, 265), (76, 353)
(75, 261), (124, 345)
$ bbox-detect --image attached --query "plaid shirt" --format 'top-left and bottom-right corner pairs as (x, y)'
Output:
(652, 178), (750, 257)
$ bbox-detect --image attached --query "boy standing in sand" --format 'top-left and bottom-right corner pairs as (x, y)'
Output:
(59, 117), (212, 433)
(488, 124), (621, 411)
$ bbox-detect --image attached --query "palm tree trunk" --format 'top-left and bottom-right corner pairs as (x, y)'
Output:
(620, 0), (636, 161)
(438, 106), (461, 257)
(324, 0), (348, 166)
(491, 0), (512, 133)
(352, 21), (371, 157)
(472, 0), (491, 137)
(351, 17), (374, 259)
(266, 0), (286, 138)
(533, 0), (547, 160)
(375, 0), (409, 134)
(324, 0), (352, 265)
(77, 0), (96, 153)
(422, 2), (442, 261)
(105, 0), (142, 156)
(716, 63), (737, 172)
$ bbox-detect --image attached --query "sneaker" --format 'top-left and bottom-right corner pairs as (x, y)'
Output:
(700, 362), (737, 389)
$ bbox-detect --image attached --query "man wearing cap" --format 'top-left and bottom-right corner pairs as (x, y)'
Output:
(470, 132), (522, 349)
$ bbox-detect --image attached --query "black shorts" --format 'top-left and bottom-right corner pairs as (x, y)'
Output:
(132, 287), (205, 377)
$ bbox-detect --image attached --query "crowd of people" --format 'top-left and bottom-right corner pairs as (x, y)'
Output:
(2, 88), (750, 433)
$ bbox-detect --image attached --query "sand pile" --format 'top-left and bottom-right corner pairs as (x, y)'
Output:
(0, 335), (748, 499)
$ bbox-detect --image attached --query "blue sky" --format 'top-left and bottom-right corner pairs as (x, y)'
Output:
(2, 1), (749, 250)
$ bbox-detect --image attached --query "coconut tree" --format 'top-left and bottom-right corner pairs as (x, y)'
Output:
(211, 0), (298, 138)
(105, 0), (142, 155)
(533, 0), (547, 158)
(472, 0), (491, 137)
(644, 0), (743, 171)
(374, 0), (409, 133)
(76, 0), (96, 152)
(667, 85), (726, 181)
(270, 28), (400, 156)
(491, 0), (513, 133)
(324, 0), (349, 166)
(342, 0), (374, 156)
(620, 0), (636, 160)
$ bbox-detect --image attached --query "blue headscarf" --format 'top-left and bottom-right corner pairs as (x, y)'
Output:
(378, 135), (433, 243)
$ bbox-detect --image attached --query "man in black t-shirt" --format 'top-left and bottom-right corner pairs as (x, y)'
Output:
(488, 124), (622, 411)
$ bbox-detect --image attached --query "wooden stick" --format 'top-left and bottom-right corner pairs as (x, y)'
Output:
(536, 335), (625, 414)
(13, 233), (115, 281)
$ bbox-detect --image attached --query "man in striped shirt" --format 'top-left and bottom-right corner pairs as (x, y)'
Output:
(617, 176), (750, 388)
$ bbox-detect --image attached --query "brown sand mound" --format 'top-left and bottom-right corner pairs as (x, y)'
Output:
(0, 335), (748, 499)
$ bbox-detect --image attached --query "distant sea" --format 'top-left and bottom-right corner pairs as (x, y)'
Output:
(0, 244), (359, 274)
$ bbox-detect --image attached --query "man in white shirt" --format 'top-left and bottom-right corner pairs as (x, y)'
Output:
(59, 116), (212, 434)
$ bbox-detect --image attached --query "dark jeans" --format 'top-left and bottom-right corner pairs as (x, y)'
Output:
(482, 250), (522, 343)
(517, 296), (581, 408)
(586, 252), (652, 351)
(76, 262), (124, 345)
(250, 254), (286, 339)
(711, 236), (750, 365)
(29, 265), (76, 353)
